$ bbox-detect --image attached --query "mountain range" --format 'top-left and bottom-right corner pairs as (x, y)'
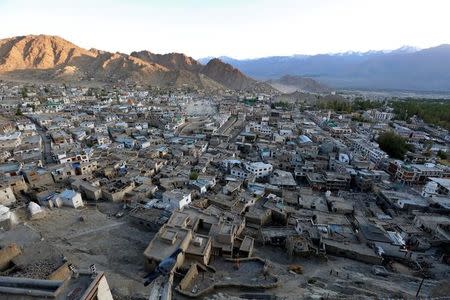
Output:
(2, 35), (449, 93)
(200, 45), (450, 92)
(0, 35), (272, 92)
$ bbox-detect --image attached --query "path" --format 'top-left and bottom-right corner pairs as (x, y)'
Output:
(65, 221), (126, 240)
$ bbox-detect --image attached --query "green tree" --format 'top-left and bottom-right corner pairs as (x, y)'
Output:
(437, 150), (448, 160)
(391, 99), (450, 130)
(189, 171), (199, 180)
(271, 101), (292, 109)
(351, 114), (371, 123)
(20, 87), (28, 98)
(15, 105), (23, 116)
(423, 140), (433, 151)
(377, 131), (409, 159)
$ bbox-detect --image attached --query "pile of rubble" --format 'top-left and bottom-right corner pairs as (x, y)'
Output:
(12, 260), (60, 279)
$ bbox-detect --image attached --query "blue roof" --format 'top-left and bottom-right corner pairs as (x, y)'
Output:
(60, 189), (77, 199)
(299, 135), (312, 143)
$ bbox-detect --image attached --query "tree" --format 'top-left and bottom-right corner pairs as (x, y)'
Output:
(391, 99), (450, 130)
(377, 131), (409, 159)
(20, 87), (28, 98)
(271, 101), (292, 110)
(15, 105), (23, 116)
(189, 171), (199, 180)
(85, 88), (94, 96)
(437, 150), (448, 160)
(423, 140), (433, 151)
(351, 114), (371, 123)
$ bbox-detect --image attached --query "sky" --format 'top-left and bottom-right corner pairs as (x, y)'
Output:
(1, 0), (449, 59)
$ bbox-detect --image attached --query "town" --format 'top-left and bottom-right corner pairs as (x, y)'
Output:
(0, 80), (449, 299)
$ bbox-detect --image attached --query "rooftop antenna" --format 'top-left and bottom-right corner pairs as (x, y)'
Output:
(68, 264), (79, 278)
(90, 264), (98, 278)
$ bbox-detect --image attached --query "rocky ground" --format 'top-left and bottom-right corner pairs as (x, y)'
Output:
(0, 203), (155, 299)
(1, 205), (449, 300)
(202, 245), (447, 299)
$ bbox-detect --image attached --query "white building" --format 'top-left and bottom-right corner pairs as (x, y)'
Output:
(0, 132), (22, 149)
(58, 189), (84, 208)
(248, 122), (272, 135)
(0, 186), (16, 206)
(0, 204), (17, 228)
(230, 166), (249, 179)
(17, 122), (36, 131)
(162, 189), (192, 210)
(57, 153), (89, 164)
(364, 109), (394, 121)
(422, 177), (450, 197)
(28, 201), (46, 219)
(244, 162), (273, 178)
(338, 153), (350, 163)
(96, 135), (111, 146)
(279, 129), (293, 137)
(222, 158), (241, 170)
(351, 138), (388, 162)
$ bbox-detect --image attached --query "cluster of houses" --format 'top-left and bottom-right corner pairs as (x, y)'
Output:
(0, 81), (449, 298)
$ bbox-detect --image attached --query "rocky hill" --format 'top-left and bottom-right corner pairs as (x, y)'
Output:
(131, 51), (202, 72)
(0, 35), (94, 71)
(0, 34), (270, 91)
(268, 75), (331, 94)
(201, 58), (258, 91)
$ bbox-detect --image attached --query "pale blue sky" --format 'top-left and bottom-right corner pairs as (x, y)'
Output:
(1, 0), (449, 58)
